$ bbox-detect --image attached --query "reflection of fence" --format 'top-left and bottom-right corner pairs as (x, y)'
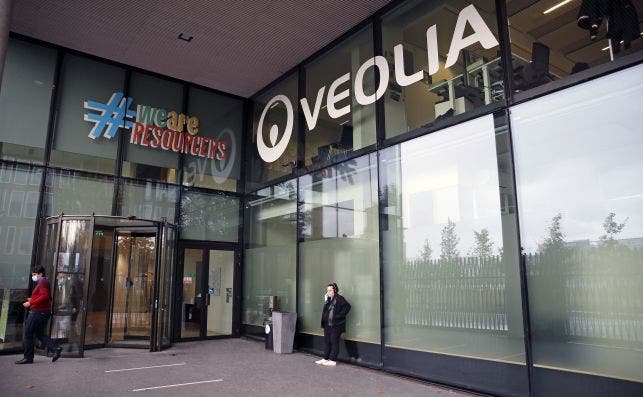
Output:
(401, 256), (508, 332)
(526, 249), (643, 345)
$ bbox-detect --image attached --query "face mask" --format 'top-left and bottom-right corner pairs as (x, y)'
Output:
(32, 275), (39, 282)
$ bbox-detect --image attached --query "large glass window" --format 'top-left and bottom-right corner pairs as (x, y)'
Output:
(0, 163), (42, 351)
(50, 54), (126, 174)
(180, 190), (239, 241)
(183, 88), (243, 192)
(512, 64), (643, 382)
(247, 73), (299, 191)
(117, 179), (178, 222)
(380, 114), (525, 366)
(43, 169), (114, 216)
(0, 38), (56, 164)
(243, 181), (297, 327)
(298, 154), (380, 343)
(508, 1), (642, 93)
(121, 72), (182, 183)
(382, 0), (502, 138)
(303, 25), (376, 166)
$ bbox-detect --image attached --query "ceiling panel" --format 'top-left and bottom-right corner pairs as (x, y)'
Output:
(9, 0), (391, 97)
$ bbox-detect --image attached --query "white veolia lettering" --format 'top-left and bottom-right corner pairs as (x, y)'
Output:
(300, 86), (326, 130)
(426, 25), (439, 75)
(394, 44), (423, 86)
(326, 73), (351, 119)
(354, 56), (389, 105)
(445, 4), (499, 68)
(255, 4), (500, 163)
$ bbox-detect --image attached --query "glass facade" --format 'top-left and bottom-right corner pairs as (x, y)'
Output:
(122, 72), (182, 183)
(299, 154), (380, 343)
(0, 39), (56, 164)
(512, 64), (643, 383)
(118, 179), (178, 222)
(1, 0), (643, 394)
(0, 163), (42, 350)
(43, 169), (115, 216)
(303, 26), (376, 166)
(507, 0), (643, 93)
(50, 54), (126, 174)
(247, 73), (299, 191)
(243, 181), (297, 326)
(380, 114), (525, 362)
(180, 190), (239, 242)
(183, 88), (244, 192)
(382, 0), (502, 138)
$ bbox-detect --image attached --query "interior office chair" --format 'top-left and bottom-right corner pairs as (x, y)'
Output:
(513, 42), (552, 91)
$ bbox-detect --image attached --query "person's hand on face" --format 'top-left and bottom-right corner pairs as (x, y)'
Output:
(326, 286), (335, 300)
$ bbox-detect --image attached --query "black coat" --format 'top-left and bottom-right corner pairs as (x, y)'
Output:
(320, 294), (351, 332)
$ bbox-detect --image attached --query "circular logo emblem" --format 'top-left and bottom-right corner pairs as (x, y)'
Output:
(256, 95), (293, 163)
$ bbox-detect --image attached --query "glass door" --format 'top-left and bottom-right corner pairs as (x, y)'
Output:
(84, 227), (114, 346)
(179, 245), (237, 339)
(108, 232), (156, 346)
(153, 224), (175, 351)
(50, 218), (92, 358)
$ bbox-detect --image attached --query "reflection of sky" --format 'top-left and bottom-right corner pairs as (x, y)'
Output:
(395, 115), (503, 259)
(512, 65), (643, 253)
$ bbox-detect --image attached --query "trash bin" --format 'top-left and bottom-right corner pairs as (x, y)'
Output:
(272, 311), (297, 354)
(264, 318), (273, 350)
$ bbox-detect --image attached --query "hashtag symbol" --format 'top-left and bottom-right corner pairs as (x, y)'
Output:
(84, 92), (135, 139)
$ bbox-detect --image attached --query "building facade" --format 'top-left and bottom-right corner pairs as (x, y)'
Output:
(1, 1), (642, 396)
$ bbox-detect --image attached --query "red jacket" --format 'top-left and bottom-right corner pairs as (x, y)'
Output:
(30, 278), (52, 312)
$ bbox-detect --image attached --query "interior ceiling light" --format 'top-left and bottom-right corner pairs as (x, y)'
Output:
(543, 0), (574, 14)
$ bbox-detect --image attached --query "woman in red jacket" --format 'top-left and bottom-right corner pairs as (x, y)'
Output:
(15, 266), (62, 364)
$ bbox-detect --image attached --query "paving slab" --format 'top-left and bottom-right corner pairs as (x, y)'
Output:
(0, 338), (483, 396)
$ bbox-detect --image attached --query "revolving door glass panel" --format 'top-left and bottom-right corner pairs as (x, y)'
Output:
(50, 219), (92, 357)
(109, 232), (156, 345)
(43, 215), (175, 356)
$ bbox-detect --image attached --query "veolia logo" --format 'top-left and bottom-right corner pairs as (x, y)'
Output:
(256, 4), (499, 163)
(257, 95), (294, 163)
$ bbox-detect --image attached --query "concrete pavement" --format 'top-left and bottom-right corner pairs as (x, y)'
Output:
(0, 338), (481, 396)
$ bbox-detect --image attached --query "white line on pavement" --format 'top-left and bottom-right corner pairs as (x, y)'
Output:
(105, 363), (187, 373)
(132, 379), (223, 391)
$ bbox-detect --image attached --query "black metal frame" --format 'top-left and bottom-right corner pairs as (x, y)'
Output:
(174, 240), (241, 342)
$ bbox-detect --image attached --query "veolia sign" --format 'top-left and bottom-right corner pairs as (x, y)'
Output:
(256, 4), (499, 163)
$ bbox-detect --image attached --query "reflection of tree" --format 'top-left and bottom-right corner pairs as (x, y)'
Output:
(440, 218), (459, 260)
(599, 212), (628, 249)
(538, 213), (566, 255)
(528, 211), (643, 347)
(471, 228), (494, 258)
(419, 239), (432, 261)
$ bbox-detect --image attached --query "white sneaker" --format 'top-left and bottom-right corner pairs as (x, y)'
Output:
(315, 359), (327, 364)
(322, 360), (336, 366)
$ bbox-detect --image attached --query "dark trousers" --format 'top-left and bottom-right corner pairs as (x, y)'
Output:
(23, 310), (58, 360)
(323, 326), (342, 361)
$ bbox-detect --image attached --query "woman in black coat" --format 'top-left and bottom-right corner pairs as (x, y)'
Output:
(316, 282), (351, 366)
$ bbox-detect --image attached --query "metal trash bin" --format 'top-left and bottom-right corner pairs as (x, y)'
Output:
(272, 311), (297, 354)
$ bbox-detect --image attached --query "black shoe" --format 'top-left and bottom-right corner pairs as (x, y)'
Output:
(15, 358), (34, 364)
(52, 347), (62, 362)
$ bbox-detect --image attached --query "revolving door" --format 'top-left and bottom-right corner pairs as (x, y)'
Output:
(38, 215), (176, 357)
